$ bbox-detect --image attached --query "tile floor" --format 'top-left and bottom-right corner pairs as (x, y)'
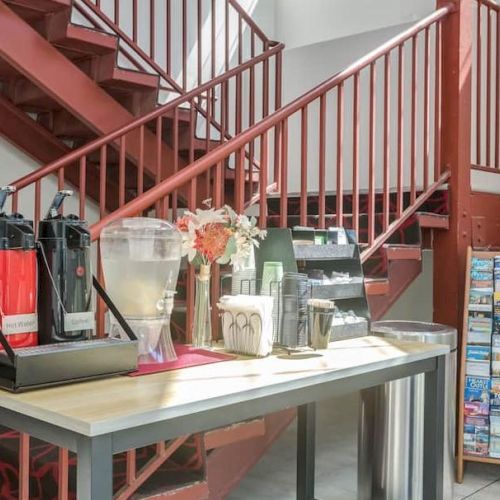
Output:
(229, 393), (500, 500)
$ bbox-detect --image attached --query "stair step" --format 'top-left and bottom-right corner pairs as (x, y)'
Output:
(225, 168), (260, 183)
(38, 109), (95, 139)
(46, 18), (118, 57)
(384, 245), (422, 261)
(90, 54), (159, 92)
(415, 212), (449, 229)
(5, 78), (60, 111)
(204, 419), (266, 450)
(4, 0), (70, 20)
(365, 278), (389, 296)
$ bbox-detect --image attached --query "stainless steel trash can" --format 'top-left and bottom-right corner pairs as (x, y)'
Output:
(358, 321), (457, 500)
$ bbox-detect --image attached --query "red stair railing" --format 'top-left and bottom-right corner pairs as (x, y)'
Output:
(87, 0), (275, 91)
(90, 5), (454, 255)
(10, 42), (283, 220)
(472, 0), (500, 172)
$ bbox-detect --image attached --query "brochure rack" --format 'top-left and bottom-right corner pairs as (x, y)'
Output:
(457, 247), (500, 482)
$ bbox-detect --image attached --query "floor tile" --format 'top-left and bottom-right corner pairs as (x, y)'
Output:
(465, 479), (500, 499)
(230, 393), (500, 500)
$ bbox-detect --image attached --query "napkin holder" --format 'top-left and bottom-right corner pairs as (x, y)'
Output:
(0, 276), (138, 392)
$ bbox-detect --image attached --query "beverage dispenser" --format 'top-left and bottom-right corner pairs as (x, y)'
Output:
(38, 191), (94, 343)
(0, 186), (38, 348)
(100, 218), (182, 363)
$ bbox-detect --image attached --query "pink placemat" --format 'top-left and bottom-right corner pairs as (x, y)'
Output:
(128, 344), (235, 376)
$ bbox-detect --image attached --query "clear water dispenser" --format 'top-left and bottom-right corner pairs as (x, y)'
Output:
(100, 218), (182, 363)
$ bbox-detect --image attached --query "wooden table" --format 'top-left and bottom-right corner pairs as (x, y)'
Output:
(0, 336), (448, 500)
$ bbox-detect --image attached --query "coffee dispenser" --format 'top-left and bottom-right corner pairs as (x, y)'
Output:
(100, 218), (182, 363)
(0, 186), (38, 348)
(38, 191), (94, 343)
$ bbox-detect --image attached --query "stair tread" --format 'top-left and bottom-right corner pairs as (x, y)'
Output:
(98, 67), (159, 90)
(4, 0), (70, 15)
(364, 278), (389, 296)
(50, 24), (118, 55)
(383, 244), (422, 261)
(415, 212), (449, 229)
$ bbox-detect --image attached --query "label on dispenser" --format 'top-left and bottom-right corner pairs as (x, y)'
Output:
(2, 314), (38, 335)
(64, 312), (95, 332)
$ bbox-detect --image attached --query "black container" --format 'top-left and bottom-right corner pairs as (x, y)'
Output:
(38, 191), (93, 343)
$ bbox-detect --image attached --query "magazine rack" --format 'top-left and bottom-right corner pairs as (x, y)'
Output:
(457, 247), (500, 482)
(0, 276), (138, 392)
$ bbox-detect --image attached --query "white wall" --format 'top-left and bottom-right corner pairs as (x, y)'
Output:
(0, 137), (99, 225)
(274, 0), (434, 51)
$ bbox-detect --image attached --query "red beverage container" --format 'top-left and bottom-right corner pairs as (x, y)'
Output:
(0, 187), (38, 348)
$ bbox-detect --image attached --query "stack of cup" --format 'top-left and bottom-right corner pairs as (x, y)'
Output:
(260, 262), (284, 343)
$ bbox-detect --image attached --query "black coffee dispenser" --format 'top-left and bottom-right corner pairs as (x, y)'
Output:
(38, 191), (94, 343)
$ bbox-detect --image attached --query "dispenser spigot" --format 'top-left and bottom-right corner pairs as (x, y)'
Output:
(157, 290), (176, 315)
(0, 186), (16, 215)
(47, 190), (73, 219)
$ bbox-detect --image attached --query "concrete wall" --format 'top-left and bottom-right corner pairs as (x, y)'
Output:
(382, 250), (434, 322)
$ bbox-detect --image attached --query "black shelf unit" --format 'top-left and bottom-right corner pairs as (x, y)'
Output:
(254, 228), (370, 342)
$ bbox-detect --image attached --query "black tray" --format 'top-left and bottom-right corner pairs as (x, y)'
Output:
(0, 276), (138, 392)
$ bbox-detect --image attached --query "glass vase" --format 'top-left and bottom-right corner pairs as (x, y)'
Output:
(192, 264), (212, 348)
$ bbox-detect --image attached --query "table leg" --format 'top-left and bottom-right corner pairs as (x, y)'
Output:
(297, 402), (316, 500)
(77, 435), (113, 500)
(357, 387), (376, 500)
(423, 354), (446, 500)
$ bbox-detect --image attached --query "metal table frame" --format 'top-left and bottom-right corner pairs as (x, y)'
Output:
(0, 354), (446, 500)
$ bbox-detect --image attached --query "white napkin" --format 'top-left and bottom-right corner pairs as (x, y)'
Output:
(218, 295), (274, 356)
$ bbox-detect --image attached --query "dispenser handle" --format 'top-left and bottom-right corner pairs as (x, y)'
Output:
(0, 186), (16, 214)
(46, 190), (73, 219)
(92, 276), (138, 342)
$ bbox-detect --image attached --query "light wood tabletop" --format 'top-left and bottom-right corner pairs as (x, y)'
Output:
(0, 336), (449, 437)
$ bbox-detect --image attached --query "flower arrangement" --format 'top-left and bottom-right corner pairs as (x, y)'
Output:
(176, 205), (266, 269)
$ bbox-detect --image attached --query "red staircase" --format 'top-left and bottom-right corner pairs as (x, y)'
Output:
(3, 0), (499, 497)
(0, 0), (282, 211)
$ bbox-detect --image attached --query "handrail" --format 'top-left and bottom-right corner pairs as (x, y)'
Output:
(11, 43), (284, 191)
(479, 0), (500, 11)
(89, 5), (453, 243)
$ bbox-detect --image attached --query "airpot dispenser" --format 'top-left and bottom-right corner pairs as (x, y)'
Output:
(100, 218), (182, 363)
(0, 186), (38, 348)
(37, 191), (94, 344)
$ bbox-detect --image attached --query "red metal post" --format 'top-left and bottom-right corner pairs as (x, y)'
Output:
(300, 106), (308, 226)
(279, 118), (288, 228)
(336, 83), (344, 227)
(259, 132), (268, 228)
(397, 43), (405, 217)
(318, 93), (326, 229)
(352, 73), (360, 239)
(433, 0), (473, 336)
(368, 63), (376, 245)
(410, 35), (417, 204)
(383, 53), (391, 231)
(476, 0), (482, 165)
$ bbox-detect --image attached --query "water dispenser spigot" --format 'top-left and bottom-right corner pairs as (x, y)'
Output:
(156, 290), (176, 315)
(0, 186), (16, 215)
(47, 190), (73, 219)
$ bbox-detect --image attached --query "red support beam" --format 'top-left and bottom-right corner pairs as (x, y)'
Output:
(433, 0), (473, 333)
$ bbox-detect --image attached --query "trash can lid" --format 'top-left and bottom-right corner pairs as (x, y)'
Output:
(371, 320), (457, 350)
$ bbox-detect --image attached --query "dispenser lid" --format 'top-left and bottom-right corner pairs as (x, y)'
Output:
(101, 217), (181, 240)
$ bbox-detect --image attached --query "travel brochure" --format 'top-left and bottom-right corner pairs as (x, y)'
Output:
(463, 255), (500, 457)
